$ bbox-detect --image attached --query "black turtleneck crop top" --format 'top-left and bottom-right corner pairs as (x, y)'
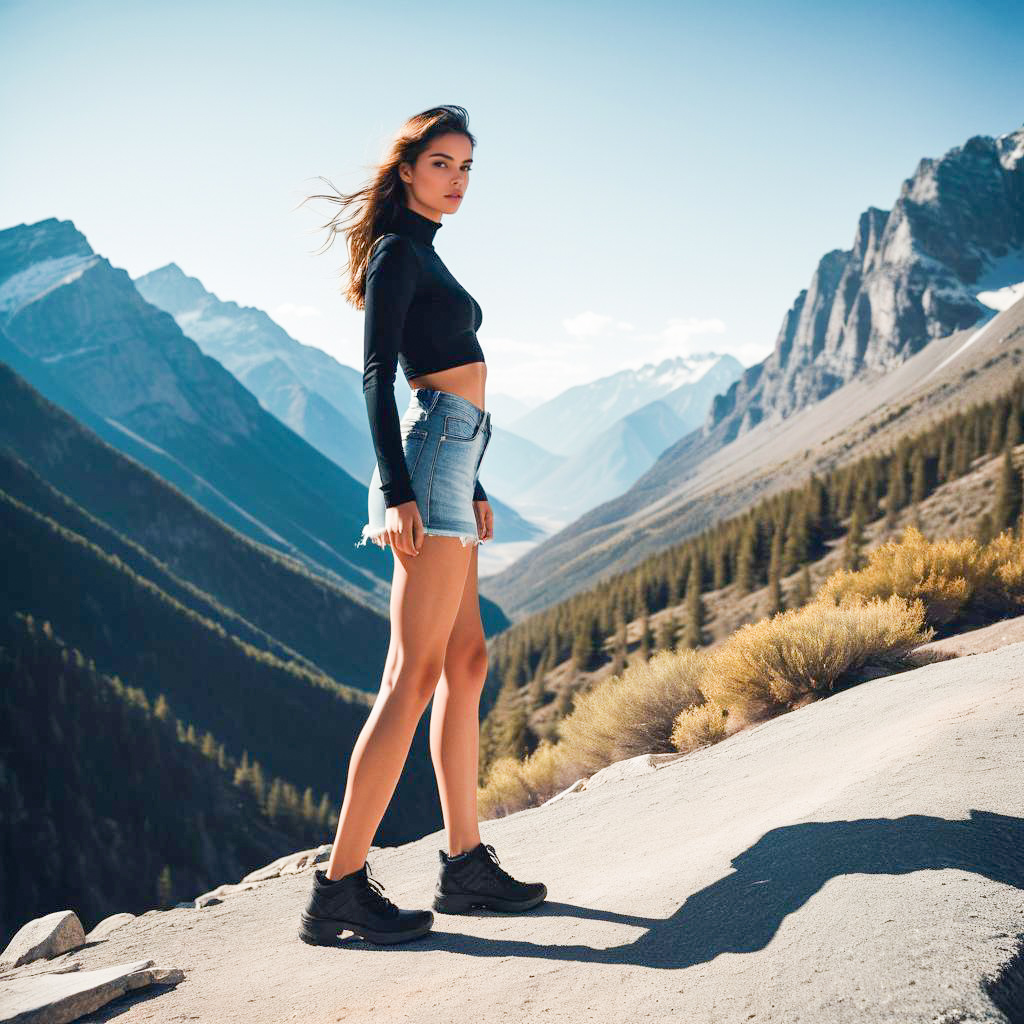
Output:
(362, 203), (487, 508)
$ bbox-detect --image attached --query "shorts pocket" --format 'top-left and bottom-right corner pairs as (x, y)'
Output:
(443, 413), (479, 441)
(403, 428), (430, 477)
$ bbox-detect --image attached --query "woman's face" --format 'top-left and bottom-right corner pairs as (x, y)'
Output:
(401, 131), (472, 220)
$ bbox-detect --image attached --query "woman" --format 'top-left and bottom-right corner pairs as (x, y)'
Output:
(298, 105), (547, 947)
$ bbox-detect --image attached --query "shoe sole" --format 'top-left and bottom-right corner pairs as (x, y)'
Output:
(432, 885), (547, 914)
(298, 910), (433, 946)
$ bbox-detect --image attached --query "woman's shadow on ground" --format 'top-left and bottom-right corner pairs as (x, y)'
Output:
(412, 809), (1023, 970)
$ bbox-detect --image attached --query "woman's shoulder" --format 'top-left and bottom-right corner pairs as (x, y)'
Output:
(368, 232), (421, 267)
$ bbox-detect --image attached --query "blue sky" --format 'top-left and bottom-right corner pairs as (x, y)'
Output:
(1, 0), (1021, 405)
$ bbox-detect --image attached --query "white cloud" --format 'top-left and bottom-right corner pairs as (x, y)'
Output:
(563, 310), (615, 336)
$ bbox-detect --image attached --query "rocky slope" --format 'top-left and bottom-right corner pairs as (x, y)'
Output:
(2, 628), (1021, 1024)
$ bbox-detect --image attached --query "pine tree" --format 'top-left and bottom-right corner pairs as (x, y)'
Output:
(792, 562), (812, 607)
(490, 676), (529, 761)
(504, 701), (529, 760)
(806, 474), (828, 537)
(656, 612), (677, 652)
(992, 445), (1022, 534)
(843, 504), (865, 571)
(735, 523), (756, 594)
(527, 666), (546, 709)
(971, 413), (984, 462)
(712, 537), (728, 590)
(683, 561), (705, 648)
(571, 615), (595, 672)
(302, 787), (317, 823)
(233, 750), (251, 788)
(266, 778), (284, 824)
(910, 448), (927, 505)
(250, 760), (267, 809)
(639, 613), (652, 661)
(782, 507), (808, 575)
(988, 406), (1006, 455)
(610, 613), (627, 675)
(937, 431), (951, 483)
(952, 428), (969, 477)
(886, 452), (907, 527)
(1007, 397), (1022, 448)
(766, 527), (784, 616)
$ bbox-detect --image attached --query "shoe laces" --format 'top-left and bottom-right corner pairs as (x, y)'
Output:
(481, 843), (516, 884)
(360, 862), (399, 916)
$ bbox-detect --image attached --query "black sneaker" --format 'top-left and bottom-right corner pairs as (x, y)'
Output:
(298, 861), (433, 945)
(433, 842), (547, 914)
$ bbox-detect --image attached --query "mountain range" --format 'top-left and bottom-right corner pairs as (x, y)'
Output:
(481, 125), (1024, 616)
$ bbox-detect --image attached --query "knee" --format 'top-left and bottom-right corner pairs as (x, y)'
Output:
(446, 640), (489, 695)
(381, 659), (443, 706)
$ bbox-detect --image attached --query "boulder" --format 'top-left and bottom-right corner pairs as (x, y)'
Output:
(0, 911), (86, 971)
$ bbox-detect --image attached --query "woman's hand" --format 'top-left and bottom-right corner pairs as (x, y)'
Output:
(381, 500), (424, 556)
(473, 497), (493, 543)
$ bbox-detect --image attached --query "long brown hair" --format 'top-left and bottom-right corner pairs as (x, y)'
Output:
(299, 104), (476, 310)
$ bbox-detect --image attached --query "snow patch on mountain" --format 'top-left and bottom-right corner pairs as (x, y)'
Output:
(0, 253), (99, 315)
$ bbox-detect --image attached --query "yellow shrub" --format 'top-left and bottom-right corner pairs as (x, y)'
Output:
(556, 648), (706, 775)
(818, 526), (1024, 626)
(700, 594), (932, 713)
(671, 697), (728, 752)
(477, 741), (582, 820)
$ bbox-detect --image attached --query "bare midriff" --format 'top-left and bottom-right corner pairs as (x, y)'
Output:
(407, 360), (487, 412)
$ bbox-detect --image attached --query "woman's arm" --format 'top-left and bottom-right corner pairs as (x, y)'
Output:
(362, 234), (419, 508)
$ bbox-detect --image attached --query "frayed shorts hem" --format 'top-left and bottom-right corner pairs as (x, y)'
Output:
(354, 524), (483, 549)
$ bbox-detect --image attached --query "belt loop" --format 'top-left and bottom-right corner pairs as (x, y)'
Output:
(428, 389), (441, 412)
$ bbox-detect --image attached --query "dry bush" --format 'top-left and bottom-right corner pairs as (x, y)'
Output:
(976, 529), (1024, 613)
(670, 696), (729, 753)
(555, 648), (707, 776)
(477, 741), (583, 821)
(818, 526), (1024, 627)
(700, 594), (932, 714)
(477, 648), (707, 818)
(481, 591), (929, 818)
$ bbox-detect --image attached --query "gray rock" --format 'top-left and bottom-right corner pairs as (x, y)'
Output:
(0, 912), (86, 971)
(241, 842), (332, 882)
(84, 914), (135, 942)
(0, 958), (183, 1023)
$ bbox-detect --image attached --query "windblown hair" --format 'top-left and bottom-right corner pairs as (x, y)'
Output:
(299, 104), (476, 310)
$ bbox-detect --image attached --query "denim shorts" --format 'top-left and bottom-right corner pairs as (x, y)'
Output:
(355, 387), (492, 549)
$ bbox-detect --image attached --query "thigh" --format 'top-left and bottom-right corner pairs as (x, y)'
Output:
(387, 535), (474, 674)
(444, 544), (486, 669)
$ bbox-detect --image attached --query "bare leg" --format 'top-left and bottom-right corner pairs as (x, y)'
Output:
(430, 543), (487, 856)
(325, 535), (473, 880)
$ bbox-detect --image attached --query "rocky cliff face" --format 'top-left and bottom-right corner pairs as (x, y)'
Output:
(707, 127), (1024, 440)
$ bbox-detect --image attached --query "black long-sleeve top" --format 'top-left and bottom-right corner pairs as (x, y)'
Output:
(362, 203), (487, 508)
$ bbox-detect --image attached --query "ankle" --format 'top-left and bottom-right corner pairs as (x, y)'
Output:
(447, 841), (482, 858)
(324, 861), (364, 882)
